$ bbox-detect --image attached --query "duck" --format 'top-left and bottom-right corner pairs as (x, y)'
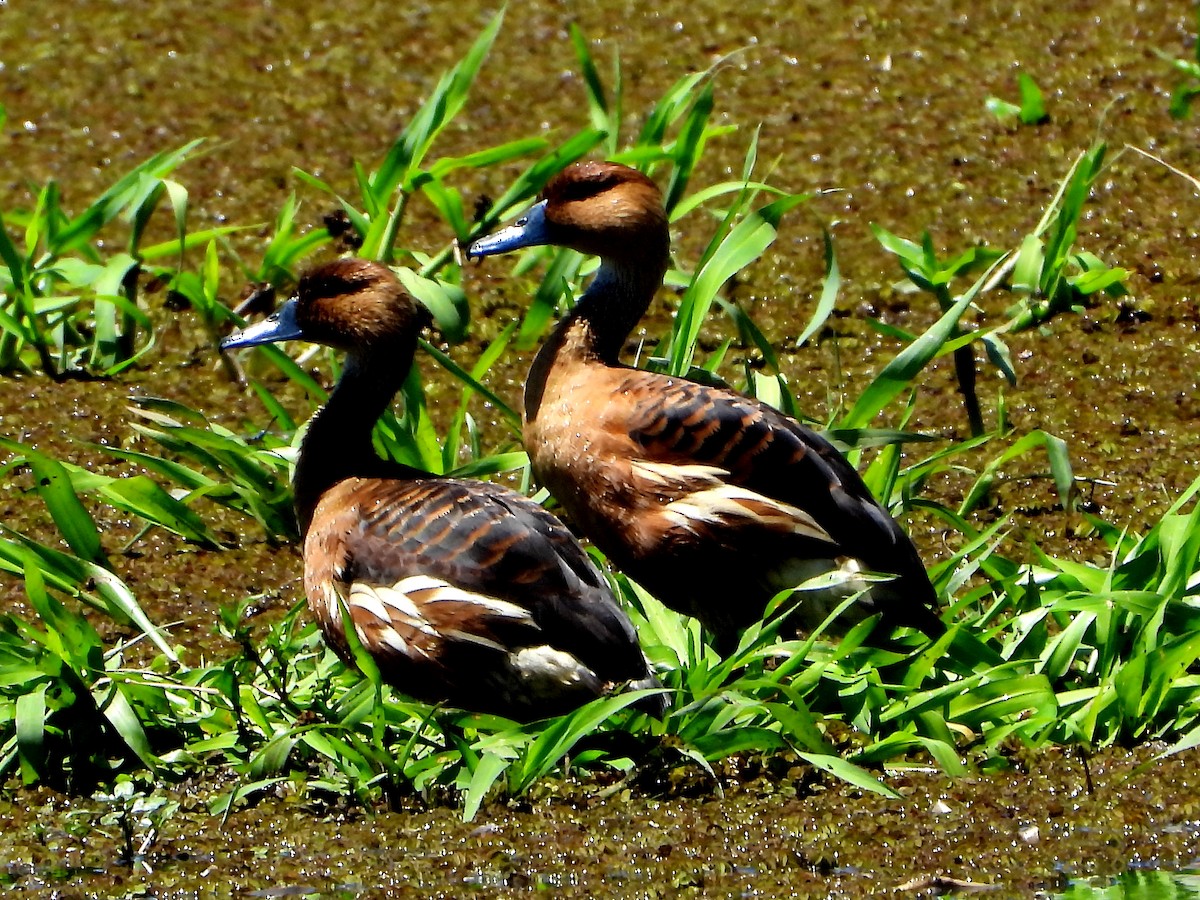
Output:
(219, 258), (665, 720)
(468, 161), (945, 653)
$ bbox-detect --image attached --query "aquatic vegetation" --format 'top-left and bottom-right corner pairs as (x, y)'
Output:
(986, 71), (1051, 125)
(0, 140), (245, 378)
(0, 15), (1197, 838)
(1162, 7), (1200, 119)
(872, 143), (1128, 437)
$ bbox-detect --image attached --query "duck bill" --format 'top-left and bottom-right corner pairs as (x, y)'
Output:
(220, 297), (303, 350)
(468, 200), (550, 258)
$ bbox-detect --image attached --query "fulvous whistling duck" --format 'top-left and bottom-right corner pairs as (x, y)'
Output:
(468, 162), (945, 653)
(220, 258), (664, 719)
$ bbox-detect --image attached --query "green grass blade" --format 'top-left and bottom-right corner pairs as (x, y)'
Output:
(663, 81), (715, 214)
(569, 23), (614, 142)
(795, 225), (841, 349)
(15, 684), (48, 783)
(0, 529), (176, 661)
(669, 191), (810, 376)
(513, 693), (649, 792)
(395, 267), (469, 343)
(842, 251), (1009, 429)
(419, 338), (521, 433)
(52, 140), (204, 254)
(461, 752), (512, 822)
(0, 438), (106, 566)
(798, 752), (901, 799)
(95, 681), (159, 769)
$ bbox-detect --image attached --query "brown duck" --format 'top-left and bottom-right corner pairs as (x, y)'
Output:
(220, 258), (664, 719)
(469, 162), (944, 653)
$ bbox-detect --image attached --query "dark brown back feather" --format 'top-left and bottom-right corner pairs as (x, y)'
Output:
(325, 477), (650, 684)
(621, 371), (941, 627)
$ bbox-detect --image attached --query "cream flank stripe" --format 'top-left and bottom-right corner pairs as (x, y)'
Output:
(338, 575), (541, 658)
(631, 459), (837, 544)
(342, 577), (592, 687)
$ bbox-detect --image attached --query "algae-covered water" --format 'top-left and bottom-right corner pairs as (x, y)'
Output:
(2, 745), (1199, 896)
(3, 0), (1200, 894)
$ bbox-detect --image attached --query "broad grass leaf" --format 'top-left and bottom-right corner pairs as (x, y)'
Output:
(335, 591), (382, 696)
(623, 579), (693, 667)
(663, 81), (714, 213)
(395, 268), (469, 343)
(1068, 260), (1127, 296)
(513, 692), (649, 791)
(352, 12), (504, 249)
(949, 673), (1057, 727)
(516, 250), (582, 348)
(795, 225), (841, 350)
(15, 684), (48, 783)
(689, 727), (789, 759)
(1040, 611), (1095, 679)
(637, 70), (709, 148)
(443, 451), (528, 483)
(1011, 233), (1044, 293)
(981, 333), (1016, 385)
(668, 179), (788, 221)
(671, 191), (809, 375)
(462, 752), (512, 822)
(0, 438), (105, 566)
(798, 752), (901, 799)
(7, 540), (180, 661)
(420, 179), (467, 241)
(842, 277), (976, 429)
(425, 138), (549, 181)
(1158, 720), (1200, 760)
(985, 96), (1022, 120)
(138, 224), (250, 261)
(95, 681), (158, 769)
(762, 701), (831, 752)
(918, 735), (967, 776)
(250, 731), (300, 778)
(299, 729), (354, 765)
(1017, 72), (1048, 124)
(94, 474), (222, 547)
(0, 212), (29, 291)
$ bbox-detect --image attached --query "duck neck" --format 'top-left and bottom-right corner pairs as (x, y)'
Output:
(293, 345), (414, 535)
(527, 246), (668, 417)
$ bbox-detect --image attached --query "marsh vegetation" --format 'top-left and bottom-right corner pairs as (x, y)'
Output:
(2, 1), (1200, 895)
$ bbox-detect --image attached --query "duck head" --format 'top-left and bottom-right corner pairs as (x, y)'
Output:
(221, 258), (431, 354)
(469, 161), (668, 262)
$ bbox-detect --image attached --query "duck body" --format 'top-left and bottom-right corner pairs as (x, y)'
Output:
(221, 258), (663, 720)
(303, 474), (655, 716)
(470, 162), (944, 651)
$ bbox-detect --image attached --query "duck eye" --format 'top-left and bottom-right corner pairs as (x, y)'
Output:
(516, 216), (529, 226)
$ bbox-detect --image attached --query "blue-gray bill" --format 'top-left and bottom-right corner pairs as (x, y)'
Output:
(220, 297), (303, 350)
(467, 200), (550, 258)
